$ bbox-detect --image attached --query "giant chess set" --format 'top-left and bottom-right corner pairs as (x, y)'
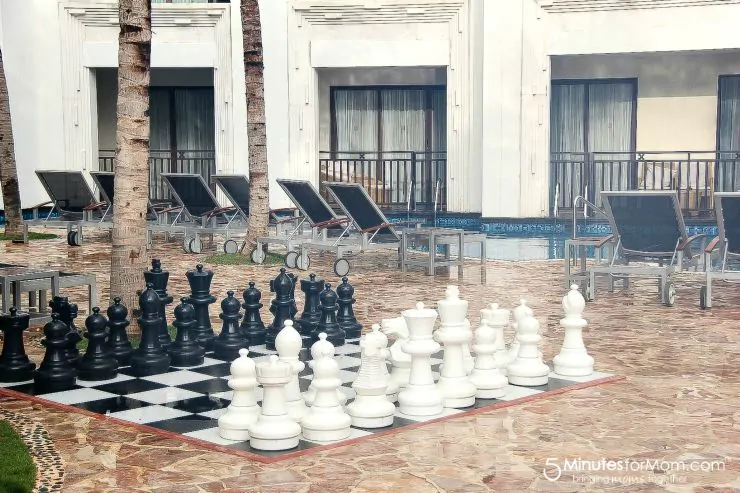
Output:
(0, 260), (618, 461)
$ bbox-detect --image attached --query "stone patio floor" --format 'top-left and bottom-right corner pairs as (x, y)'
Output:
(1, 229), (739, 493)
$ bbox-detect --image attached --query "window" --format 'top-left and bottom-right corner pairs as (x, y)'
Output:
(717, 75), (740, 192)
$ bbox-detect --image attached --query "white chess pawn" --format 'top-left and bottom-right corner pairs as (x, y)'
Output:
(300, 334), (352, 441)
(218, 348), (261, 440)
(275, 320), (307, 421)
(247, 355), (301, 451)
(481, 303), (510, 374)
(506, 316), (550, 387)
(303, 333), (348, 407)
(346, 325), (396, 428)
(553, 284), (595, 377)
(435, 286), (476, 408)
(372, 323), (399, 402)
(380, 316), (411, 390)
(469, 318), (508, 398)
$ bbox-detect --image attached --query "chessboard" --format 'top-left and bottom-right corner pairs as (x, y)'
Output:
(0, 338), (622, 463)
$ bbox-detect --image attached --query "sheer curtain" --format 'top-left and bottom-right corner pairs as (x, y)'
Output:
(718, 76), (740, 192)
(149, 89), (171, 151)
(333, 90), (378, 153)
(550, 84), (586, 208)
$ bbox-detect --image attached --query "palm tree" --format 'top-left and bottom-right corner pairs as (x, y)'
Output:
(240, 0), (270, 253)
(109, 0), (152, 313)
(0, 48), (24, 239)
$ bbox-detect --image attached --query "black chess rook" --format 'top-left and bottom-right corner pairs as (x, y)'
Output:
(265, 268), (296, 351)
(0, 307), (36, 383)
(144, 259), (174, 350)
(336, 276), (362, 339)
(313, 283), (345, 347)
(34, 313), (77, 392)
(106, 297), (134, 365)
(297, 273), (323, 348)
(169, 298), (205, 367)
(214, 291), (248, 361)
(240, 282), (266, 346)
(129, 283), (171, 377)
(184, 264), (216, 351)
(78, 307), (119, 381)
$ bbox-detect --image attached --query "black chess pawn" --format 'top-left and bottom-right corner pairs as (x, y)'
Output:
(313, 283), (345, 347)
(144, 259), (174, 350)
(129, 283), (171, 377)
(0, 307), (36, 383)
(169, 299), (205, 367)
(34, 313), (77, 392)
(106, 297), (134, 366)
(77, 307), (118, 381)
(184, 264), (216, 350)
(296, 273), (323, 348)
(336, 277), (362, 339)
(50, 296), (81, 367)
(213, 291), (248, 361)
(240, 282), (265, 346)
(265, 268), (296, 351)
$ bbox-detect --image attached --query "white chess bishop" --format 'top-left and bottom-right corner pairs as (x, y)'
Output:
(247, 355), (301, 451)
(346, 325), (396, 428)
(469, 307), (508, 398)
(275, 320), (307, 421)
(303, 333), (348, 407)
(506, 315), (550, 387)
(553, 284), (594, 377)
(480, 303), (510, 373)
(435, 286), (477, 408)
(380, 315), (411, 392)
(300, 333), (352, 441)
(218, 348), (260, 440)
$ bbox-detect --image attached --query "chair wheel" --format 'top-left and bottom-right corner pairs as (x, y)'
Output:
(699, 286), (707, 310)
(223, 239), (239, 254)
(663, 281), (676, 307)
(68, 231), (81, 247)
(182, 236), (193, 253)
(333, 258), (350, 277)
(285, 251), (298, 269)
(67, 231), (74, 246)
(251, 247), (266, 264)
(296, 250), (310, 271)
(189, 237), (203, 254)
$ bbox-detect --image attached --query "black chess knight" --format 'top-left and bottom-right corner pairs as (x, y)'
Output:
(296, 273), (323, 348)
(34, 313), (77, 392)
(169, 299), (205, 367)
(240, 282), (266, 346)
(336, 277), (362, 339)
(313, 283), (345, 347)
(0, 307), (36, 383)
(184, 264), (216, 350)
(144, 259), (174, 350)
(214, 291), (247, 361)
(265, 268), (296, 351)
(106, 297), (134, 365)
(129, 283), (171, 377)
(78, 307), (118, 381)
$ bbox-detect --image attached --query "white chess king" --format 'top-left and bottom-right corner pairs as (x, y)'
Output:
(553, 284), (595, 377)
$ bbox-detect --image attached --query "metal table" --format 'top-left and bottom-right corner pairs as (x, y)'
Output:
(564, 236), (615, 289)
(400, 227), (465, 275)
(0, 267), (60, 317)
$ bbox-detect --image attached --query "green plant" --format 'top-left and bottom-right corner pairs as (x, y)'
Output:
(204, 252), (284, 266)
(0, 232), (57, 241)
(0, 420), (36, 493)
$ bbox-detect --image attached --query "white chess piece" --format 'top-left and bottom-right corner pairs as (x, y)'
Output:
(462, 318), (475, 374)
(303, 333), (347, 407)
(506, 316), (550, 387)
(469, 317), (508, 398)
(553, 284), (595, 377)
(300, 333), (352, 441)
(397, 302), (444, 417)
(435, 286), (477, 408)
(480, 303), (510, 374)
(275, 320), (307, 421)
(508, 300), (542, 363)
(346, 325), (396, 428)
(218, 348), (261, 440)
(380, 316), (411, 390)
(373, 323), (399, 402)
(247, 355), (301, 451)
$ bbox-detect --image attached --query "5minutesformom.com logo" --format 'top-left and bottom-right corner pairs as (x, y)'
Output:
(543, 457), (727, 482)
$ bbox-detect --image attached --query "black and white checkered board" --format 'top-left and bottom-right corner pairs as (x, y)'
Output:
(1, 338), (615, 459)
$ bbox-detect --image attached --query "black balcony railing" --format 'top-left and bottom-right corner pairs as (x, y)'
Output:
(319, 151), (447, 211)
(550, 151), (740, 217)
(98, 149), (216, 200)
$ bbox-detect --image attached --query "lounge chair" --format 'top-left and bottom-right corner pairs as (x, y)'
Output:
(586, 190), (706, 306)
(89, 171), (175, 223)
(700, 192), (740, 309)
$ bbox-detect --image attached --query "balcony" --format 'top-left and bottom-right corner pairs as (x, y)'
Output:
(550, 151), (740, 217)
(319, 151), (447, 212)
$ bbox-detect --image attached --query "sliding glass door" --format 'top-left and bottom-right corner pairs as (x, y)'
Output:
(717, 76), (740, 192)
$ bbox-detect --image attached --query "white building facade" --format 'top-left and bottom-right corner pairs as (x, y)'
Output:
(2, 0), (740, 218)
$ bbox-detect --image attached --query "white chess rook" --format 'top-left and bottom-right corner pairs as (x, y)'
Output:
(346, 325), (396, 428)
(553, 284), (595, 377)
(480, 303), (510, 375)
(301, 333), (352, 441)
(275, 320), (308, 421)
(506, 315), (550, 387)
(303, 333), (348, 407)
(218, 348), (261, 440)
(397, 302), (444, 417)
(470, 308), (508, 398)
(435, 286), (477, 408)
(380, 316), (411, 391)
(247, 355), (301, 451)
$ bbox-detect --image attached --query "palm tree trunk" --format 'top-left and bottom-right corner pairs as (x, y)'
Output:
(110, 0), (152, 317)
(241, 0), (270, 251)
(0, 48), (25, 238)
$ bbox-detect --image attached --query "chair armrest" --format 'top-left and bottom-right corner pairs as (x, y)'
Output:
(271, 207), (298, 214)
(361, 222), (393, 233)
(201, 206), (236, 218)
(314, 217), (350, 229)
(595, 235), (615, 248)
(83, 201), (107, 211)
(677, 234), (706, 251)
(704, 236), (721, 254)
(276, 216), (302, 225)
(158, 205), (183, 214)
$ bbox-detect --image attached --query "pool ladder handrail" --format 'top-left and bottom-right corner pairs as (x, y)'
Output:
(572, 195), (608, 240)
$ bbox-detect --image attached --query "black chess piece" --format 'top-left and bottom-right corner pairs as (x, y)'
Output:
(286, 272), (299, 318)
(336, 277), (362, 339)
(240, 282), (265, 346)
(144, 259), (173, 350)
(50, 296), (81, 367)
(106, 297), (134, 366)
(313, 283), (345, 347)
(34, 313), (77, 392)
(184, 264), (216, 350)
(265, 268), (296, 351)
(168, 298), (205, 367)
(77, 307), (118, 381)
(213, 291), (248, 361)
(0, 307), (36, 383)
(129, 283), (171, 377)
(296, 273), (323, 348)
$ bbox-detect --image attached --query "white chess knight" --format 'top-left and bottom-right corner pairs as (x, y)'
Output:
(303, 333), (348, 407)
(247, 355), (301, 451)
(553, 284), (595, 377)
(380, 315), (411, 391)
(506, 315), (550, 387)
(469, 308), (509, 398)
(435, 286), (477, 408)
(275, 320), (307, 421)
(218, 348), (260, 440)
(346, 324), (396, 428)
(300, 332), (352, 441)
(507, 300), (542, 363)
(480, 303), (510, 374)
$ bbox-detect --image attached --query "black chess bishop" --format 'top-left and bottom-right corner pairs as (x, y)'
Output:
(265, 268), (296, 351)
